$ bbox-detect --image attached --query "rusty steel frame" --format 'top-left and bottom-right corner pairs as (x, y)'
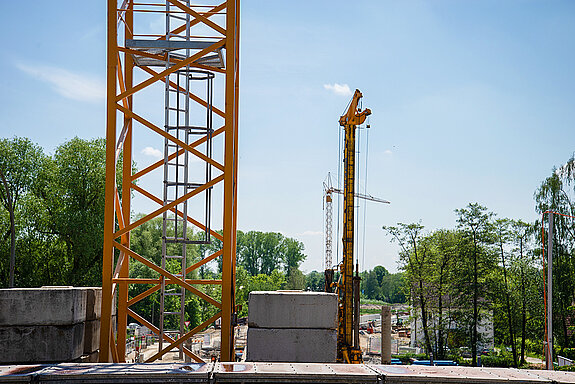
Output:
(100, 0), (239, 363)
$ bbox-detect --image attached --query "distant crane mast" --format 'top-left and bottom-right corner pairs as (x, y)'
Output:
(323, 174), (389, 286)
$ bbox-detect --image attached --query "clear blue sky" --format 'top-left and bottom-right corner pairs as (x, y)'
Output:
(1, 1), (574, 274)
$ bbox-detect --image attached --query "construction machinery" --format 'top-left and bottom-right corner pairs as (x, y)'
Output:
(324, 89), (387, 364)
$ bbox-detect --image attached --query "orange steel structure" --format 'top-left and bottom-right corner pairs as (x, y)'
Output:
(100, 0), (239, 363)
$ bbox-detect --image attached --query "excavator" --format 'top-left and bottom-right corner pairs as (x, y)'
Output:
(324, 89), (384, 364)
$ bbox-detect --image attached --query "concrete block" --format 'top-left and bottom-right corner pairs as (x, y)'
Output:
(84, 287), (102, 321)
(0, 288), (87, 326)
(0, 323), (85, 363)
(248, 291), (337, 329)
(246, 328), (337, 363)
(83, 319), (100, 354)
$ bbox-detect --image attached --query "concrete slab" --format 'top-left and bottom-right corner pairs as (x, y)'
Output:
(246, 328), (336, 363)
(0, 323), (85, 364)
(0, 365), (49, 383)
(0, 288), (87, 326)
(36, 363), (211, 383)
(248, 291), (337, 329)
(83, 320), (100, 355)
(213, 362), (379, 383)
(368, 365), (554, 384)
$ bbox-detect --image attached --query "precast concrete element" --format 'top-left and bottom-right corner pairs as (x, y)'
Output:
(381, 306), (391, 364)
(248, 291), (337, 329)
(5, 363), (575, 383)
(83, 320), (100, 355)
(246, 328), (337, 363)
(214, 362), (379, 383)
(0, 323), (85, 364)
(0, 287), (102, 364)
(85, 288), (102, 322)
(0, 288), (87, 326)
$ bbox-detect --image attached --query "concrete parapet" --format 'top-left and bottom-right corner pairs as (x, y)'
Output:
(0, 323), (85, 364)
(248, 291), (337, 329)
(0, 287), (87, 326)
(246, 328), (337, 363)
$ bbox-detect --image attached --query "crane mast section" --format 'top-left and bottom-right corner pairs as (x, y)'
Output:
(337, 89), (371, 363)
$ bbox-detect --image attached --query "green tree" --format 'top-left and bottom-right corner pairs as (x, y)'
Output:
(33, 138), (108, 286)
(535, 172), (575, 350)
(493, 218), (518, 367)
(305, 270), (325, 292)
(454, 203), (497, 366)
(384, 222), (434, 357)
(0, 137), (44, 287)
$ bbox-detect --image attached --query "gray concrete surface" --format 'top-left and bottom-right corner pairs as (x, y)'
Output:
(84, 288), (101, 322)
(0, 287), (87, 326)
(248, 291), (337, 329)
(4, 363), (575, 383)
(246, 328), (337, 363)
(83, 320), (100, 355)
(381, 306), (391, 364)
(0, 323), (85, 363)
(0, 287), (101, 364)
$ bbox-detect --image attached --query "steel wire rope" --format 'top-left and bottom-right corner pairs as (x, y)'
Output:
(361, 116), (371, 272)
(336, 119), (343, 268)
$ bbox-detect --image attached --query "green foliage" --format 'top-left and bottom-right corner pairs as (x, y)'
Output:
(358, 266), (406, 303)
(480, 350), (515, 368)
(305, 270), (325, 291)
(0, 137), (113, 288)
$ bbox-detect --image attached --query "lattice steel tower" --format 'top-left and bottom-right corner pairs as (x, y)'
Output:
(100, 0), (239, 363)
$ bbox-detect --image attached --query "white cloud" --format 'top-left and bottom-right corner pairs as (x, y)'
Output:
(384, 149), (393, 155)
(141, 146), (163, 159)
(323, 83), (353, 96)
(16, 63), (105, 102)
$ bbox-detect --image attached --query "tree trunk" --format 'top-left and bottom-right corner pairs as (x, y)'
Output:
(472, 245), (478, 367)
(8, 206), (15, 288)
(0, 169), (16, 288)
(500, 241), (518, 367)
(520, 240), (526, 365)
(419, 281), (433, 362)
(437, 271), (445, 360)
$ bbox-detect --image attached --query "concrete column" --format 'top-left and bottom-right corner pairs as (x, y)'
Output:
(381, 306), (391, 364)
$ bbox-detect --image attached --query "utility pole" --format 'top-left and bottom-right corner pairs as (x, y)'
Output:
(546, 211), (554, 370)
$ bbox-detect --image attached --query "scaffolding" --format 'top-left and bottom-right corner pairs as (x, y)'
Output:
(100, 0), (239, 363)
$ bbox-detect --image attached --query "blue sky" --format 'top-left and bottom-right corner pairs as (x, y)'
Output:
(1, 1), (574, 274)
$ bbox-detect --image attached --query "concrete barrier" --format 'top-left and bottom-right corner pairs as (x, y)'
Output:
(0, 323), (85, 364)
(246, 328), (337, 363)
(247, 291), (337, 329)
(0, 287), (86, 326)
(0, 287), (101, 364)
